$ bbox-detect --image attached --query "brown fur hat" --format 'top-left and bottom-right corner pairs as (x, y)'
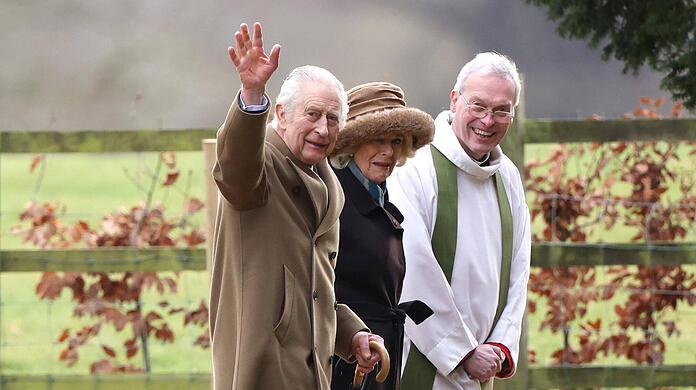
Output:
(330, 82), (434, 167)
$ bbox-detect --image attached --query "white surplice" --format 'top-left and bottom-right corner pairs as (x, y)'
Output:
(387, 111), (531, 389)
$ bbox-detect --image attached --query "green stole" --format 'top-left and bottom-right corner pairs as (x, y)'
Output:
(401, 145), (513, 389)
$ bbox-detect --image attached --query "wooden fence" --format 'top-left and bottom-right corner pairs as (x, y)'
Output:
(1, 115), (696, 389)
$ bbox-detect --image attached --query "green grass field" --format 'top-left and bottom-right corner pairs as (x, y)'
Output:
(1, 147), (695, 377)
(1, 152), (207, 249)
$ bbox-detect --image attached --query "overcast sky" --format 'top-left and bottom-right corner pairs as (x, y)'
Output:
(0, 0), (683, 131)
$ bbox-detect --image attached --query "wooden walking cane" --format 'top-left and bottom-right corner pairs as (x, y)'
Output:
(352, 341), (390, 388)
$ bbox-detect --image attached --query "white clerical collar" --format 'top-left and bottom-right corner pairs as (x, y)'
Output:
(433, 110), (502, 180)
(473, 153), (490, 166)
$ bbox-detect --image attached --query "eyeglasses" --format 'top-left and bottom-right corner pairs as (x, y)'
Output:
(460, 96), (514, 123)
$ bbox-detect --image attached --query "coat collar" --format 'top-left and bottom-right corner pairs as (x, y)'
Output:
(432, 111), (504, 181)
(314, 156), (344, 238)
(334, 167), (404, 228)
(267, 126), (344, 236)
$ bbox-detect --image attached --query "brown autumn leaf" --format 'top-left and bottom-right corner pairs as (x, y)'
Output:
(104, 307), (129, 331)
(101, 345), (116, 358)
(672, 102), (683, 117)
(181, 229), (206, 247)
(36, 273), (64, 300)
(194, 333), (211, 348)
(528, 349), (538, 364)
(69, 221), (91, 242)
(184, 301), (209, 326)
(145, 311), (163, 324)
(125, 342), (139, 359)
(162, 168), (180, 186)
(30, 156), (44, 172)
(653, 97), (665, 107)
(91, 359), (117, 374)
(639, 96), (653, 105)
(119, 364), (145, 373)
(57, 329), (70, 342)
(155, 278), (166, 294)
(60, 348), (79, 367)
(633, 108), (649, 117)
(163, 277), (177, 293)
(527, 300), (537, 313)
(155, 324), (175, 343)
(101, 216), (126, 237)
(183, 197), (205, 213)
(587, 319), (601, 330)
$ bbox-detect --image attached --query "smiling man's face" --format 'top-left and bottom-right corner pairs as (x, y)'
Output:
(276, 80), (342, 166)
(450, 71), (516, 160)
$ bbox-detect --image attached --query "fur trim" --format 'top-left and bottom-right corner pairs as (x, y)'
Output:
(331, 107), (434, 157)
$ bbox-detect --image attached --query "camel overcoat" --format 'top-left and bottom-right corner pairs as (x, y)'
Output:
(209, 93), (368, 390)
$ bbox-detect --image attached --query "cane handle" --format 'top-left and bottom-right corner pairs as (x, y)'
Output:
(352, 340), (390, 386)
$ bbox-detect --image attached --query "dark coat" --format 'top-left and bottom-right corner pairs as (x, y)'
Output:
(331, 167), (406, 390)
(209, 95), (368, 390)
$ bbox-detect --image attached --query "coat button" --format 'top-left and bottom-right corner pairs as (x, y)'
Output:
(313, 290), (318, 300)
(329, 251), (337, 260)
(333, 301), (338, 310)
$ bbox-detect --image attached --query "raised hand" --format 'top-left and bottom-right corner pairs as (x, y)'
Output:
(462, 344), (505, 382)
(228, 22), (281, 105)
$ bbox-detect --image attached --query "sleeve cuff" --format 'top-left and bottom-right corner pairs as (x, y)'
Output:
(334, 303), (369, 361)
(238, 94), (269, 112)
(459, 348), (476, 366)
(486, 342), (514, 378)
(422, 323), (478, 375)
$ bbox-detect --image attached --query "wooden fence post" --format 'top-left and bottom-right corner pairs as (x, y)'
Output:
(202, 139), (217, 282)
(496, 74), (529, 390)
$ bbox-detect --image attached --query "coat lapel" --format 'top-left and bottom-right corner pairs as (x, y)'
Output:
(336, 167), (404, 230)
(335, 167), (380, 215)
(315, 158), (344, 238)
(289, 160), (328, 229)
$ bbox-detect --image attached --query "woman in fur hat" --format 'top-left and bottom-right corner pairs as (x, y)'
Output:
(330, 82), (434, 390)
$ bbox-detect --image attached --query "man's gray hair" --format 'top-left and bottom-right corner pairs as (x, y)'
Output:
(270, 65), (349, 130)
(452, 52), (521, 107)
